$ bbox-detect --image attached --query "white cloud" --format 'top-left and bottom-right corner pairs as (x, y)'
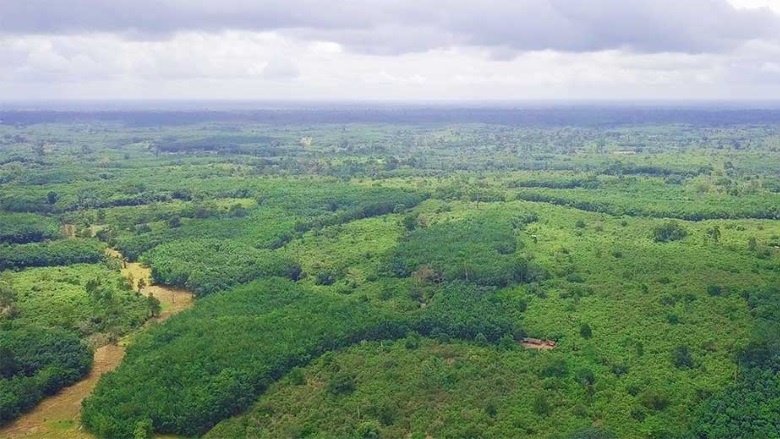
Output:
(1, 1), (780, 100)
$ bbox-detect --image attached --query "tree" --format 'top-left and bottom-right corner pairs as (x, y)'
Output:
(85, 278), (101, 301)
(0, 276), (16, 307)
(0, 346), (18, 378)
(580, 323), (593, 339)
(133, 418), (153, 439)
(228, 204), (248, 218)
(402, 214), (417, 231)
(673, 345), (695, 369)
(327, 373), (356, 395)
(167, 216), (182, 228)
(499, 333), (516, 350)
(575, 368), (596, 387)
(0, 275), (18, 319)
(706, 225), (721, 243)
(137, 278), (147, 291)
(31, 141), (46, 157)
(147, 295), (161, 318)
(46, 191), (59, 205)
(653, 221), (688, 243)
(566, 427), (618, 439)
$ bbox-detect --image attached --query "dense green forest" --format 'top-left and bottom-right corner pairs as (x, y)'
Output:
(1, 106), (780, 438)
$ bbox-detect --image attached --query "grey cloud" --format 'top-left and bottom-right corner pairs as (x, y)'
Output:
(0, 0), (778, 55)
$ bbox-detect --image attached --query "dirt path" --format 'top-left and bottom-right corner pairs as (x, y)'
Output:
(0, 250), (194, 439)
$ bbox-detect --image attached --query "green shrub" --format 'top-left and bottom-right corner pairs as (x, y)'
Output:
(652, 221), (688, 243)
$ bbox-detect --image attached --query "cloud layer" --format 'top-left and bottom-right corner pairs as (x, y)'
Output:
(1, 0), (780, 100)
(2, 0), (778, 55)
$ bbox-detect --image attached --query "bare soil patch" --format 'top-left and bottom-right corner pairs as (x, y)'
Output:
(520, 337), (556, 350)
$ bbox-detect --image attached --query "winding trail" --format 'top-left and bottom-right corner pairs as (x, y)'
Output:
(0, 250), (194, 439)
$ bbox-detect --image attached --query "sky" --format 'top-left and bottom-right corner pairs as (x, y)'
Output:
(1, 0), (780, 102)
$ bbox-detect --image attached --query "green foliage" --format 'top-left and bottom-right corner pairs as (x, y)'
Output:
(132, 418), (153, 439)
(672, 345), (695, 369)
(146, 295), (161, 318)
(515, 182), (780, 221)
(563, 427), (618, 439)
(327, 373), (356, 395)
(81, 278), (522, 438)
(142, 239), (301, 296)
(579, 323), (592, 339)
(207, 339), (614, 439)
(692, 285), (780, 438)
(411, 283), (521, 342)
(0, 276), (17, 319)
(640, 389), (670, 411)
(81, 279), (406, 438)
(0, 213), (60, 244)
(3, 264), (148, 337)
(6, 114), (780, 438)
(0, 239), (105, 270)
(0, 327), (92, 424)
(387, 212), (540, 287)
(693, 366), (780, 439)
(653, 221), (688, 243)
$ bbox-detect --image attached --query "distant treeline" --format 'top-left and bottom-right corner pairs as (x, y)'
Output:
(5, 106), (780, 127)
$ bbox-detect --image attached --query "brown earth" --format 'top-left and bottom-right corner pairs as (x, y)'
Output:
(0, 250), (193, 439)
(520, 338), (557, 350)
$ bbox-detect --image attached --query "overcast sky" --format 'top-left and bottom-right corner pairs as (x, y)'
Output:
(2, 0), (780, 101)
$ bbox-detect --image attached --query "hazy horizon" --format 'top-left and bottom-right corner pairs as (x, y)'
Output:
(4, 98), (780, 111)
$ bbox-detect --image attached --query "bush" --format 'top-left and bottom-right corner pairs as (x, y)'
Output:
(580, 323), (592, 339)
(706, 285), (723, 297)
(640, 389), (670, 411)
(673, 345), (695, 369)
(327, 373), (356, 395)
(565, 427), (618, 439)
(653, 221), (688, 243)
